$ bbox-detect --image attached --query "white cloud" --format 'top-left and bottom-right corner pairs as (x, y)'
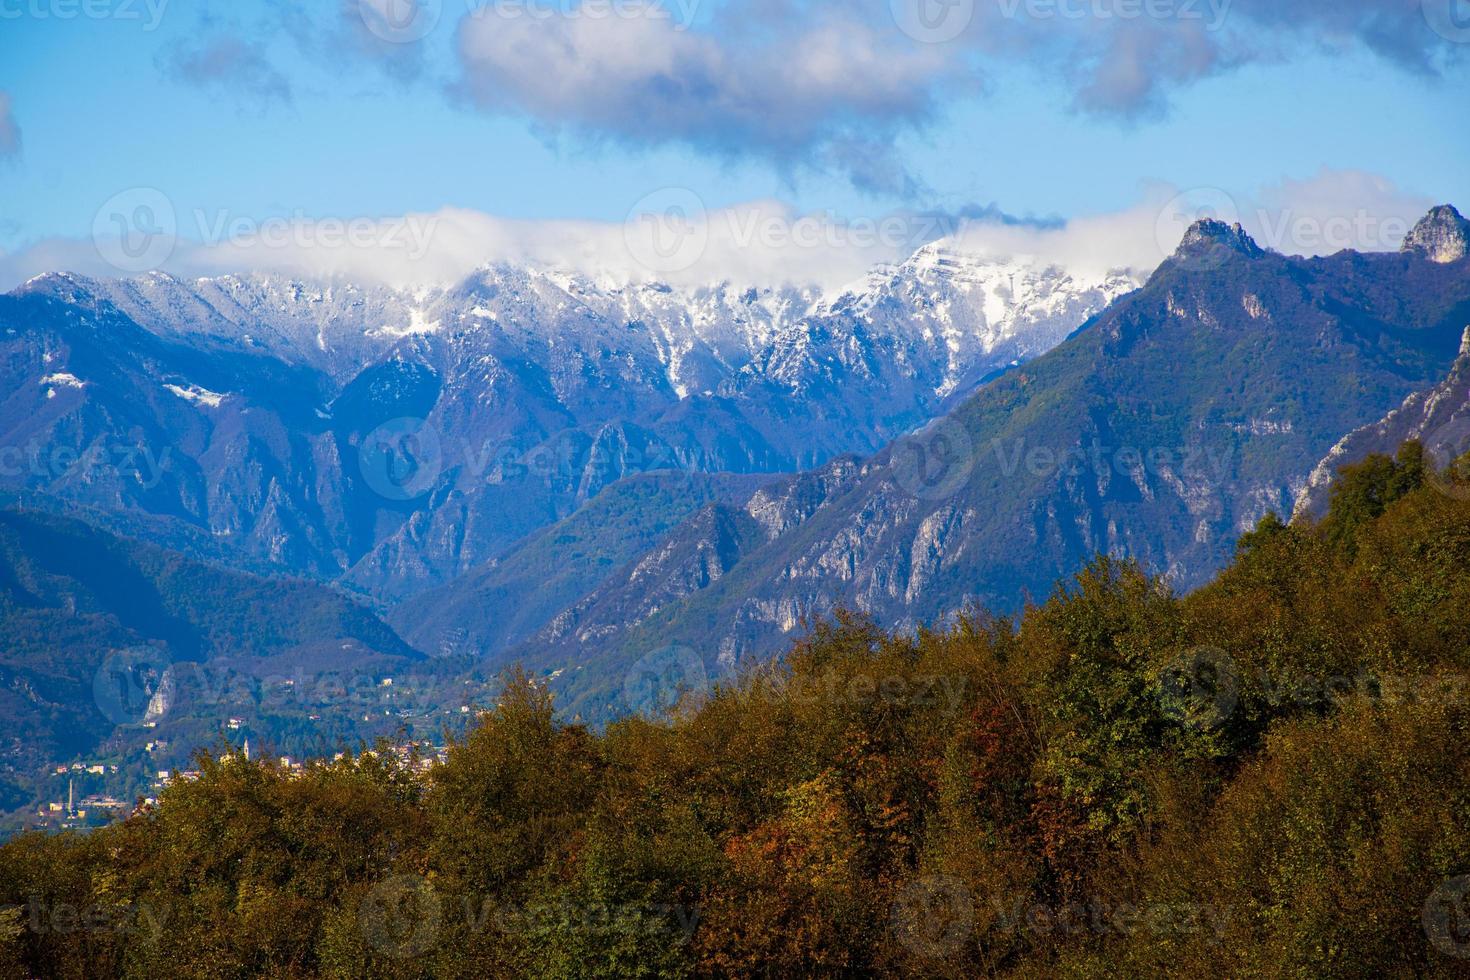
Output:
(0, 203), (932, 292)
(451, 6), (969, 192)
(442, 0), (1465, 180)
(944, 170), (1438, 276)
(0, 171), (1446, 296)
(160, 2), (1463, 190)
(1248, 168), (1435, 255)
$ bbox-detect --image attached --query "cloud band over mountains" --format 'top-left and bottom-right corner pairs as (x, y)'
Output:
(0, 169), (1436, 293)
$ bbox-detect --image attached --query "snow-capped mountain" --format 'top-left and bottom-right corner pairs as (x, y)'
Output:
(16, 270), (419, 380)
(17, 242), (1137, 409)
(9, 206), (1469, 723)
(433, 211), (1470, 694)
(808, 242), (1138, 400)
(2, 241), (1139, 599)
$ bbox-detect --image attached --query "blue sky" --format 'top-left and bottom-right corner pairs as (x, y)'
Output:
(0, 0), (1467, 286)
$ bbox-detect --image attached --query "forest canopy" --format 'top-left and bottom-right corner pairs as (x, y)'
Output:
(4, 442), (1470, 978)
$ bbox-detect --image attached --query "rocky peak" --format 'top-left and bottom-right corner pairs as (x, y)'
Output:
(1402, 205), (1470, 264)
(1175, 219), (1265, 260)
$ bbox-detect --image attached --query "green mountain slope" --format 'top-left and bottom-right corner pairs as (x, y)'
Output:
(528, 215), (1470, 718)
(0, 508), (430, 822)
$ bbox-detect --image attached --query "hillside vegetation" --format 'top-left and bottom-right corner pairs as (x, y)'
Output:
(4, 443), (1470, 977)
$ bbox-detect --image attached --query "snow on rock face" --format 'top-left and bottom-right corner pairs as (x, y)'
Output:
(10, 243), (1139, 413)
(164, 383), (226, 408)
(14, 271), (427, 381)
(806, 242), (1140, 400)
(40, 372), (85, 389)
(3, 245), (1146, 600)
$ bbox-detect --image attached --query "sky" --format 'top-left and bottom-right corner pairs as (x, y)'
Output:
(0, 0), (1467, 289)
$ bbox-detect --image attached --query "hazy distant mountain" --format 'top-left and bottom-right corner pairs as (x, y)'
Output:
(484, 209), (1470, 718)
(2, 246), (1136, 600)
(10, 207), (1470, 726)
(0, 508), (423, 783)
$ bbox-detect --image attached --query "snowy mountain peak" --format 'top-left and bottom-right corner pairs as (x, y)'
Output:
(804, 242), (1139, 399)
(4, 239), (1143, 409)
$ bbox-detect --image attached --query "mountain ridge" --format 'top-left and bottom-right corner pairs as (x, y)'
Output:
(463, 209), (1470, 718)
(7, 207), (1470, 725)
(3, 242), (1138, 600)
